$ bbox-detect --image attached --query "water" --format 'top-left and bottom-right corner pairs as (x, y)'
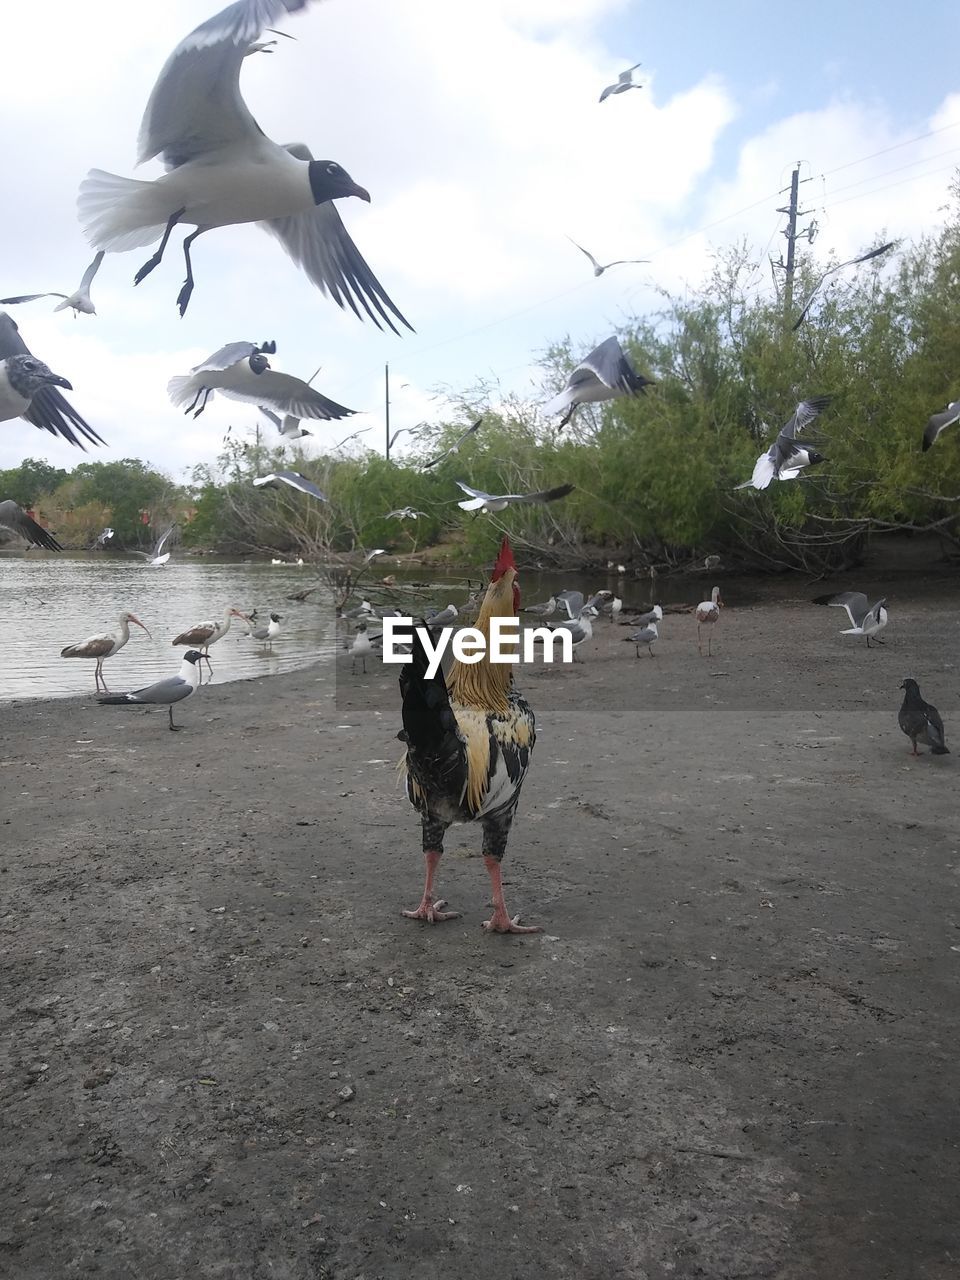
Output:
(0, 552), (691, 703)
(0, 554), (338, 703)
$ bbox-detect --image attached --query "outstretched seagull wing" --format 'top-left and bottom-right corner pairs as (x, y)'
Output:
(0, 312), (105, 450)
(77, 251), (106, 293)
(502, 484), (575, 506)
(782, 395), (831, 438)
(0, 499), (63, 550)
(137, 0), (318, 169)
(825, 591), (868, 627)
(253, 470), (328, 501)
(922, 401), (960, 451)
(218, 368), (355, 419)
(261, 149), (412, 337)
(0, 292), (68, 304)
(193, 341), (263, 373)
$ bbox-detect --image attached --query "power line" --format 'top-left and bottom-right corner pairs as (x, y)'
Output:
(819, 119), (960, 180)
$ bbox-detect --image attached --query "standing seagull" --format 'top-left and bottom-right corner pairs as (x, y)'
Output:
(168, 340), (355, 420)
(0, 313), (104, 449)
(624, 620), (658, 658)
(0, 500), (62, 550)
(260, 406), (312, 441)
(898, 679), (949, 757)
(455, 481), (574, 514)
(172, 606), (250, 677)
(544, 336), (654, 431)
(549, 605), (598, 662)
(737, 397), (832, 490)
(60, 611), (151, 692)
(98, 650), (203, 732)
(599, 63), (643, 102)
(696, 587), (722, 656)
(0, 252), (106, 317)
(249, 611), (282, 648)
(78, 0), (411, 330)
(566, 237), (649, 278)
(922, 399), (960, 452)
(816, 591), (888, 647)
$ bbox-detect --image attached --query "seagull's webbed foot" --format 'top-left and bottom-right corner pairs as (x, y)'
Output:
(176, 227), (205, 317)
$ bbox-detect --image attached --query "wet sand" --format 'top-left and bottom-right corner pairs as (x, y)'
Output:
(1, 583), (958, 1279)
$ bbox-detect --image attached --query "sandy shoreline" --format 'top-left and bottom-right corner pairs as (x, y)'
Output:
(1, 588), (958, 1278)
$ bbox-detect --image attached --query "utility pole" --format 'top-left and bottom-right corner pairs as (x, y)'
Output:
(772, 162), (817, 327)
(384, 362), (391, 461)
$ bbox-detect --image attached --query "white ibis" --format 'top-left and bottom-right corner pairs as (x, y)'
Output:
(98, 650), (203, 731)
(60, 611), (151, 692)
(172, 606), (250, 677)
(696, 587), (723, 656)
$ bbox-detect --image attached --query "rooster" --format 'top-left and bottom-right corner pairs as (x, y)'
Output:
(398, 537), (541, 934)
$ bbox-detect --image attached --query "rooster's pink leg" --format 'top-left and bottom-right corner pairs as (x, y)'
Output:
(482, 856), (543, 934)
(402, 850), (462, 923)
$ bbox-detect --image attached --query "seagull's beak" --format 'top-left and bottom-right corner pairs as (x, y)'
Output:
(43, 371), (72, 390)
(348, 182), (371, 203)
(130, 614), (152, 639)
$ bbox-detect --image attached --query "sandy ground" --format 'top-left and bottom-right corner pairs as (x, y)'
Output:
(1, 578), (958, 1280)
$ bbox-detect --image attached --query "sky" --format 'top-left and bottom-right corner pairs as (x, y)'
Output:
(1, 0), (959, 480)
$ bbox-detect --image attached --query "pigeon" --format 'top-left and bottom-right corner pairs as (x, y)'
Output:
(253, 470), (327, 501)
(599, 63), (643, 103)
(815, 590), (888, 647)
(0, 312), (104, 449)
(168, 340), (356, 420)
(98, 650), (203, 732)
(922, 400), (960, 452)
(792, 242), (896, 330)
(0, 499), (62, 550)
(455, 481), (575, 514)
(624, 620), (658, 657)
(0, 252), (106, 317)
(544, 337), (654, 430)
(78, 0), (412, 330)
(420, 419), (483, 470)
(260, 406), (312, 441)
(898, 680), (949, 756)
(566, 237), (649, 278)
(737, 397), (832, 490)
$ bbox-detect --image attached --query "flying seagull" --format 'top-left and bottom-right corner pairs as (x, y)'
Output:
(599, 63), (643, 103)
(792, 242), (896, 330)
(420, 418), (483, 470)
(455, 481), (575, 514)
(78, 0), (412, 331)
(98, 650), (203, 732)
(253, 470), (327, 501)
(0, 500), (62, 550)
(815, 590), (888, 647)
(260, 406), (311, 441)
(544, 337), (654, 431)
(386, 506), (427, 520)
(334, 426), (372, 450)
(566, 237), (649, 278)
(0, 252), (106, 317)
(0, 312), (104, 449)
(127, 525), (176, 567)
(922, 399), (960, 452)
(168, 340), (356, 420)
(898, 679), (949, 757)
(736, 396), (832, 490)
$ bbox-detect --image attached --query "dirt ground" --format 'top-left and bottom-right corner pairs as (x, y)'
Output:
(1, 572), (958, 1280)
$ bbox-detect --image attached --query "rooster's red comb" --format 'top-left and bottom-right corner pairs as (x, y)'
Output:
(491, 537), (516, 581)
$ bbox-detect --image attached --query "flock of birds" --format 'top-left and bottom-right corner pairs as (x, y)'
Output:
(0, 2), (955, 934)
